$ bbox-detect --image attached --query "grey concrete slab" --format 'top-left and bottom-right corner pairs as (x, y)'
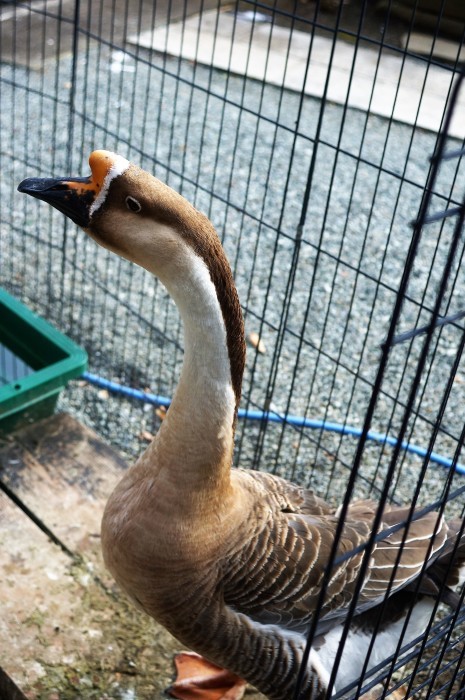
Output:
(129, 7), (465, 138)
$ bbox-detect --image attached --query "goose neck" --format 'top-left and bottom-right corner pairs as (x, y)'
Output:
(151, 242), (245, 492)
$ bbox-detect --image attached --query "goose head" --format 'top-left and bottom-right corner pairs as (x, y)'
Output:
(18, 150), (220, 284)
(18, 150), (245, 410)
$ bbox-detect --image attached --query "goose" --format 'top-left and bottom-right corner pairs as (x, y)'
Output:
(18, 150), (465, 700)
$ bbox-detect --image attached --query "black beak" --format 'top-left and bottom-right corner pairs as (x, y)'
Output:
(18, 176), (94, 227)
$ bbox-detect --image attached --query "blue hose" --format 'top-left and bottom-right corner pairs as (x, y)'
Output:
(82, 371), (465, 476)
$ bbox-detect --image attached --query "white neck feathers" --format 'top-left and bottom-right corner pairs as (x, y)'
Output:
(166, 246), (236, 428)
(136, 239), (237, 495)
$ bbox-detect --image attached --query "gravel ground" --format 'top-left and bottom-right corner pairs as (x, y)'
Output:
(2, 45), (464, 507)
(1, 38), (465, 698)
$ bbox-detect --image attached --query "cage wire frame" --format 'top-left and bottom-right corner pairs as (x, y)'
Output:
(293, 63), (465, 700)
(1, 0), (465, 698)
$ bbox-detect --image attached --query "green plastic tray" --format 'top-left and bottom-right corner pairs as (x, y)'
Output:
(0, 287), (87, 433)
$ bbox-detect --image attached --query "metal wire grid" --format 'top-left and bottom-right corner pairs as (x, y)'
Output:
(1, 1), (465, 698)
(293, 64), (465, 699)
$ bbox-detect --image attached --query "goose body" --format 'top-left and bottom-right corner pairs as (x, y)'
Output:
(19, 151), (465, 700)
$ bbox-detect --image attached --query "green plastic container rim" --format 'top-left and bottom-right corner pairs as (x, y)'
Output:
(0, 287), (88, 419)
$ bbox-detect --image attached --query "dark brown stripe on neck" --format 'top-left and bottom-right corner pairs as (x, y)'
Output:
(107, 169), (246, 415)
(187, 227), (245, 415)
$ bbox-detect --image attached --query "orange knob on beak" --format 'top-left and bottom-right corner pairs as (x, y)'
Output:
(17, 150), (129, 227)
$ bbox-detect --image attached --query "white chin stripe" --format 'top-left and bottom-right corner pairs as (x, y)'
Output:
(89, 154), (130, 218)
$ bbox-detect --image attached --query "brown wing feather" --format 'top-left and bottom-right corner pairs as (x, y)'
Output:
(243, 469), (335, 516)
(224, 471), (451, 631)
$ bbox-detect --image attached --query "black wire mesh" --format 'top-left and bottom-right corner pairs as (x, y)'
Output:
(294, 62), (465, 699)
(1, 0), (465, 698)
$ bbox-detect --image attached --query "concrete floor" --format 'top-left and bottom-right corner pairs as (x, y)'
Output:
(0, 0), (407, 70)
(2, 0), (463, 70)
(0, 0), (217, 68)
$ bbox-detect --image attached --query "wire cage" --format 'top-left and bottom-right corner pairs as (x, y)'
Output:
(1, 0), (465, 698)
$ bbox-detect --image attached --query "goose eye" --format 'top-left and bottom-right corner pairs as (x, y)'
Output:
(126, 196), (141, 213)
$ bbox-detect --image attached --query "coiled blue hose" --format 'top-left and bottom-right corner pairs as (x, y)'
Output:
(82, 371), (465, 476)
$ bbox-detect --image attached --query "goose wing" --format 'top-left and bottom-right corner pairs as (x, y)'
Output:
(225, 471), (449, 632)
